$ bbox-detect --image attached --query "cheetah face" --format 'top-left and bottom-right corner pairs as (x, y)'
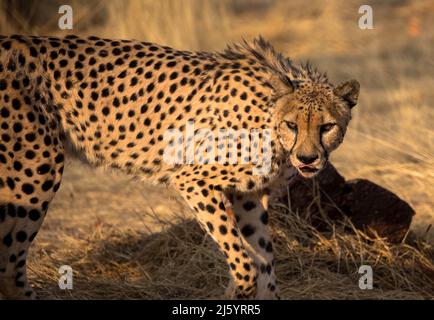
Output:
(274, 78), (360, 178)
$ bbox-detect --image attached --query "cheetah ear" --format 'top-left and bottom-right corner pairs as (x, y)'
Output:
(334, 79), (360, 108)
(270, 74), (295, 98)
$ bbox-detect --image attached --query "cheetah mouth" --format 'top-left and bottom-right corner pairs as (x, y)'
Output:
(299, 166), (319, 174)
(297, 165), (320, 177)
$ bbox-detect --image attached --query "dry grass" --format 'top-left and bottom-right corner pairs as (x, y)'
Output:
(271, 203), (433, 299)
(0, 0), (433, 299)
(29, 176), (434, 299)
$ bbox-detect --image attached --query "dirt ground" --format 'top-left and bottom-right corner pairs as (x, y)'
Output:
(0, 0), (433, 299)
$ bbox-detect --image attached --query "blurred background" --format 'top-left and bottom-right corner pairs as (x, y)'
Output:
(0, 0), (433, 299)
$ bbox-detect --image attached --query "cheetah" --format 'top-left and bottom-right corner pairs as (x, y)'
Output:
(0, 35), (360, 299)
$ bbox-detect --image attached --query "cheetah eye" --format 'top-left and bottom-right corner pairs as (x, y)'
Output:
(321, 123), (336, 133)
(284, 121), (297, 131)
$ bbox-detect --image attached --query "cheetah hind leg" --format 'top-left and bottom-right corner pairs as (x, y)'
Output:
(0, 203), (48, 299)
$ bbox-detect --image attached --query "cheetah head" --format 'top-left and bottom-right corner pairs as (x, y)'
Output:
(272, 76), (360, 178)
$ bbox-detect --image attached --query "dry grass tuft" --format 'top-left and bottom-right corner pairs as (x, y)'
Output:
(30, 206), (227, 300)
(271, 201), (434, 299)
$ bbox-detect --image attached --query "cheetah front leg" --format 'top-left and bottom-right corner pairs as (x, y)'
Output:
(226, 191), (279, 300)
(175, 182), (258, 299)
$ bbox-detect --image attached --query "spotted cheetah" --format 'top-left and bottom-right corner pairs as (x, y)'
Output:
(0, 35), (360, 299)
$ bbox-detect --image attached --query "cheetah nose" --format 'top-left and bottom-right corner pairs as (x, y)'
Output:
(296, 154), (319, 165)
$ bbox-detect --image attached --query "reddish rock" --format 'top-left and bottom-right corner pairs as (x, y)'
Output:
(281, 163), (415, 243)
